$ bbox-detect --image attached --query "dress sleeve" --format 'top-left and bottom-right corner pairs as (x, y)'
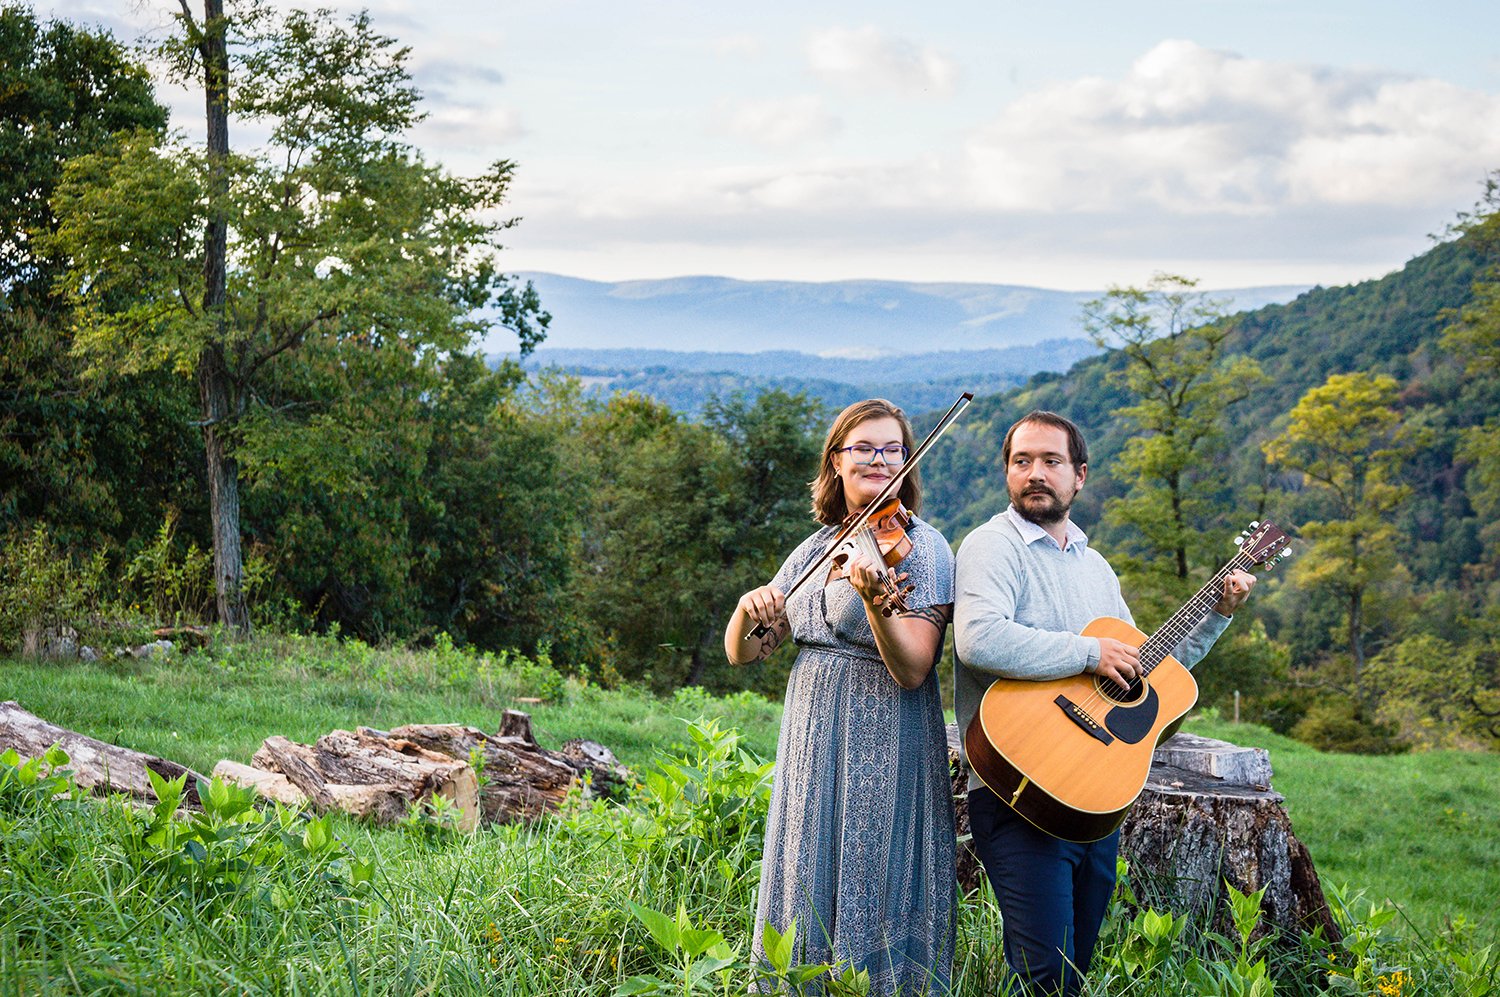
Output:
(901, 522), (955, 610)
(770, 527), (827, 595)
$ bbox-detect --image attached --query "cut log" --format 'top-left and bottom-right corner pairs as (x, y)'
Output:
(211, 759), (306, 808)
(948, 726), (1339, 943)
(247, 729), (479, 831)
(379, 722), (577, 823)
(561, 737), (632, 799)
(0, 701), (206, 807)
(213, 713), (628, 828)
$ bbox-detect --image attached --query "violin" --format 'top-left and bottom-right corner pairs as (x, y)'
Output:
(827, 497), (916, 615)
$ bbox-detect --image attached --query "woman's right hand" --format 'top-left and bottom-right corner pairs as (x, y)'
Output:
(737, 584), (786, 629)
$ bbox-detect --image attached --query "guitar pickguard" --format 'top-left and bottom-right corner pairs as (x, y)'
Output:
(1103, 685), (1159, 744)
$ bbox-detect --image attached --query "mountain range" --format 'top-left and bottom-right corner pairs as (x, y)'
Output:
(482, 273), (1311, 414)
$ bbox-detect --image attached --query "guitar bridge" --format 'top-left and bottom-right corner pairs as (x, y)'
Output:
(1055, 695), (1115, 745)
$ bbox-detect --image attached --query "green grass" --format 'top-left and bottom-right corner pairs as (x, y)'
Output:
(4, 640), (1499, 995)
(7, 643), (1497, 937)
(1184, 716), (1500, 937)
(0, 634), (783, 776)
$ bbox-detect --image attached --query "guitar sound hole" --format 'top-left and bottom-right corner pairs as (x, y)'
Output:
(1097, 676), (1146, 704)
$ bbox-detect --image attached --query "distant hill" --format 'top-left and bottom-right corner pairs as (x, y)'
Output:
(484, 274), (1308, 413)
(486, 273), (1309, 357)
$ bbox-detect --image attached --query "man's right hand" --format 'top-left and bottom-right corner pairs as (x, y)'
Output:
(1093, 636), (1142, 687)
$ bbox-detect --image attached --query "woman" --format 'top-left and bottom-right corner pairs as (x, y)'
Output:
(724, 398), (956, 996)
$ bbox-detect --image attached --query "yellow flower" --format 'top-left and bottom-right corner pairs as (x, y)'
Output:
(554, 937), (570, 946)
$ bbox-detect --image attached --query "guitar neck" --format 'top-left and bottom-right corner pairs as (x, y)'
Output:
(1139, 551), (1251, 675)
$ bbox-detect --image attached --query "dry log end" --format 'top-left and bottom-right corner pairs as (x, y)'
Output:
(436, 765), (480, 832)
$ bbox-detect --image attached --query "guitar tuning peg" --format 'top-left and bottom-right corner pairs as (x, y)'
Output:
(1250, 520), (1260, 529)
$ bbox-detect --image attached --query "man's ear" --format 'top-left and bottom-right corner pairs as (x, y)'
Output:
(1077, 462), (1088, 487)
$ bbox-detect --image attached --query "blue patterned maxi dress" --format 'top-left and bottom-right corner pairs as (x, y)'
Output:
(752, 517), (956, 996)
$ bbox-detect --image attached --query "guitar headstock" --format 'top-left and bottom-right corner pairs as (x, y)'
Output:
(1235, 520), (1291, 569)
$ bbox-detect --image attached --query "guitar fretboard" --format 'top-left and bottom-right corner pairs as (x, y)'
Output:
(1139, 550), (1253, 675)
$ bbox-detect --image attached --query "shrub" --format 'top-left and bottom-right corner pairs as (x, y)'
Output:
(1291, 697), (1408, 755)
(0, 524), (108, 653)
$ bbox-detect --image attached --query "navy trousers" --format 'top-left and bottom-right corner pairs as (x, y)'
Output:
(967, 785), (1119, 997)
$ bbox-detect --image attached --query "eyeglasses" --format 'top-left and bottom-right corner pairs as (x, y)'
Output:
(838, 444), (908, 465)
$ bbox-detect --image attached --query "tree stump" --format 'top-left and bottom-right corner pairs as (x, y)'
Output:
(948, 726), (1339, 943)
(0, 701), (206, 807)
(1118, 732), (1340, 943)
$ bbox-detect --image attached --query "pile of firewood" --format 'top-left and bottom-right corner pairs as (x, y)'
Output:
(1, 702), (628, 830)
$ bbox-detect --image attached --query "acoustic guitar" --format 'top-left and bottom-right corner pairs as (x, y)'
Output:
(964, 521), (1291, 842)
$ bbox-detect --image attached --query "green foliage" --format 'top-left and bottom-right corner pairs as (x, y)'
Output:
(1289, 695), (1407, 755)
(1368, 633), (1500, 749)
(561, 388), (825, 692)
(1264, 372), (1418, 698)
(119, 510), (215, 625)
(0, 524), (108, 652)
(0, 7), (200, 553)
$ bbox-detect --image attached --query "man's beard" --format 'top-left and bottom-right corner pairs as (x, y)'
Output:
(1012, 485), (1071, 526)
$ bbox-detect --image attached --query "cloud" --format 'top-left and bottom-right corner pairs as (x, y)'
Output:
(959, 39), (1500, 215)
(805, 26), (960, 97)
(414, 104), (525, 148)
(713, 34), (764, 58)
(713, 95), (843, 147)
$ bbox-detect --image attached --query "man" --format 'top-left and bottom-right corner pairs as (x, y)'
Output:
(953, 410), (1255, 997)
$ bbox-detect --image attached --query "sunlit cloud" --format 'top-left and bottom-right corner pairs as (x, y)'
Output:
(959, 40), (1500, 214)
(806, 25), (960, 97)
(713, 95), (842, 147)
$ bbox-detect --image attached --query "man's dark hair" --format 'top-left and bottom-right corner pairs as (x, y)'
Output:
(1001, 410), (1089, 468)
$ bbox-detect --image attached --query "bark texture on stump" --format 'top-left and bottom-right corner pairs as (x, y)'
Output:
(948, 726), (1338, 943)
(1119, 733), (1340, 943)
(1, 701), (206, 806)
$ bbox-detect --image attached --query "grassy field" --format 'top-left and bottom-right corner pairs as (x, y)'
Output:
(0, 634), (784, 775)
(4, 637), (1498, 995)
(5, 640), (1498, 936)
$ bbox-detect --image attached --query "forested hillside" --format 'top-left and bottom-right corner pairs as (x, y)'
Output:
(921, 228), (1498, 751)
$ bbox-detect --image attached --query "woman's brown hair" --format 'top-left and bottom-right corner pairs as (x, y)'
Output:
(810, 399), (922, 526)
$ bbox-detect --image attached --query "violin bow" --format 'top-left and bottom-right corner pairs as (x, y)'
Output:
(747, 391), (973, 638)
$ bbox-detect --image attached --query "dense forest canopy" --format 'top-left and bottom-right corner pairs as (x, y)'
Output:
(2, 6), (1497, 752)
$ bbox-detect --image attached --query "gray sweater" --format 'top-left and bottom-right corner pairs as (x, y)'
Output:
(953, 506), (1231, 788)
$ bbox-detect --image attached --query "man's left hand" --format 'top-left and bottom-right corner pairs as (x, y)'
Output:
(1215, 569), (1256, 616)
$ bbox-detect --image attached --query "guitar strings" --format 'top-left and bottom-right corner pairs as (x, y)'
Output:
(1071, 551), (1253, 718)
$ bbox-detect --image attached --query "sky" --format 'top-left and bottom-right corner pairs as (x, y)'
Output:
(36, 1), (1500, 291)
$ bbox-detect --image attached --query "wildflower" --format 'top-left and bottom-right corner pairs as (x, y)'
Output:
(1376, 970), (1411, 996)
(554, 937), (570, 946)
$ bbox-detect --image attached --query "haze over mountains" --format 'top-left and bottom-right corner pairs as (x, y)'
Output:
(484, 273), (1312, 412)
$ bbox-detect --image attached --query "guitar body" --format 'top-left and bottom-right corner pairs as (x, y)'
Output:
(965, 616), (1199, 843)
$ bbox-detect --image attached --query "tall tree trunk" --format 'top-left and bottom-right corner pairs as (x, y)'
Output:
(198, 0), (248, 633)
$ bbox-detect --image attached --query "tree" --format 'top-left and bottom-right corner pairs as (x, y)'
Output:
(1262, 372), (1415, 702)
(0, 8), (198, 549)
(565, 389), (824, 692)
(45, 3), (547, 632)
(1082, 274), (1266, 579)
